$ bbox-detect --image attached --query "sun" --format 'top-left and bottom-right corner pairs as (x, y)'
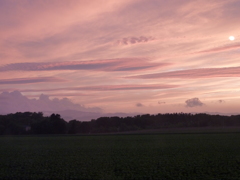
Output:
(229, 36), (235, 41)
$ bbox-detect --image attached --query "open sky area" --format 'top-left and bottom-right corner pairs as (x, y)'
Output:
(0, 0), (240, 115)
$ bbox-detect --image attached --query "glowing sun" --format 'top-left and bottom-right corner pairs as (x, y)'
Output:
(229, 36), (235, 41)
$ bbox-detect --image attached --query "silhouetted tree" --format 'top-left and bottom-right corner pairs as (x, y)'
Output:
(1, 112), (240, 135)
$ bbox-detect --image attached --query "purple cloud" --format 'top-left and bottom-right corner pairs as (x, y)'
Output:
(136, 102), (144, 107)
(0, 58), (169, 72)
(0, 91), (102, 115)
(218, 100), (225, 103)
(0, 77), (64, 84)
(185, 98), (204, 107)
(117, 36), (155, 45)
(20, 84), (178, 93)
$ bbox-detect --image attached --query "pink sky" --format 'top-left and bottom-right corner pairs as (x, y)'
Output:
(0, 0), (240, 114)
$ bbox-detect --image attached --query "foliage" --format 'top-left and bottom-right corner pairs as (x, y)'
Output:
(0, 112), (67, 135)
(0, 112), (240, 135)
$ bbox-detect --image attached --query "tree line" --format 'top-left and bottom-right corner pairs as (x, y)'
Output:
(0, 112), (240, 135)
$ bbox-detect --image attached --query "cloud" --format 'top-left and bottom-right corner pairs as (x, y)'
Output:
(0, 58), (169, 72)
(196, 43), (240, 54)
(127, 66), (240, 79)
(0, 91), (138, 121)
(1, 0), (240, 115)
(75, 84), (177, 91)
(185, 98), (204, 107)
(158, 101), (166, 104)
(136, 102), (144, 107)
(20, 84), (178, 93)
(27, 92), (91, 98)
(0, 77), (64, 84)
(0, 91), (101, 114)
(218, 100), (225, 103)
(117, 36), (155, 45)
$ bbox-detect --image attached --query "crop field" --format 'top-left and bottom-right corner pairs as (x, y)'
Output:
(1, 133), (240, 180)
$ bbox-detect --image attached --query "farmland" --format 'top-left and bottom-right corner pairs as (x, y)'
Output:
(1, 132), (240, 179)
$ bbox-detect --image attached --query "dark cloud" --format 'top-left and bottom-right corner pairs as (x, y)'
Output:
(218, 100), (225, 103)
(0, 77), (64, 84)
(185, 98), (204, 107)
(0, 58), (169, 72)
(127, 66), (240, 79)
(117, 36), (155, 45)
(136, 102), (144, 107)
(158, 101), (166, 104)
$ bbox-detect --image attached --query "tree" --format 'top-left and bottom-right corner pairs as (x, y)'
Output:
(49, 114), (67, 134)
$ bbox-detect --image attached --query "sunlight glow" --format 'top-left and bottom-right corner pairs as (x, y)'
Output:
(229, 36), (235, 41)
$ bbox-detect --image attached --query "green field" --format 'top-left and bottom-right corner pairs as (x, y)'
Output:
(1, 133), (240, 180)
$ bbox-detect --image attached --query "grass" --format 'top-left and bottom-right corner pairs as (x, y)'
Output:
(1, 132), (240, 179)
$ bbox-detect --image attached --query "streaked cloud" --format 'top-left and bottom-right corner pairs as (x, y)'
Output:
(20, 83), (178, 92)
(0, 58), (169, 72)
(127, 66), (240, 79)
(196, 43), (240, 54)
(0, 77), (64, 84)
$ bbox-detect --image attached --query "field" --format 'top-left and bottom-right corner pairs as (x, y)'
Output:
(1, 132), (240, 180)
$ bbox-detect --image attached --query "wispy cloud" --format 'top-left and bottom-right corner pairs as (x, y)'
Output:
(127, 66), (240, 79)
(0, 58), (169, 72)
(26, 92), (92, 98)
(0, 77), (64, 84)
(21, 84), (178, 92)
(196, 43), (240, 54)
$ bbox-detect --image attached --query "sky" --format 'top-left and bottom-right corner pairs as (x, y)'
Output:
(0, 0), (240, 115)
